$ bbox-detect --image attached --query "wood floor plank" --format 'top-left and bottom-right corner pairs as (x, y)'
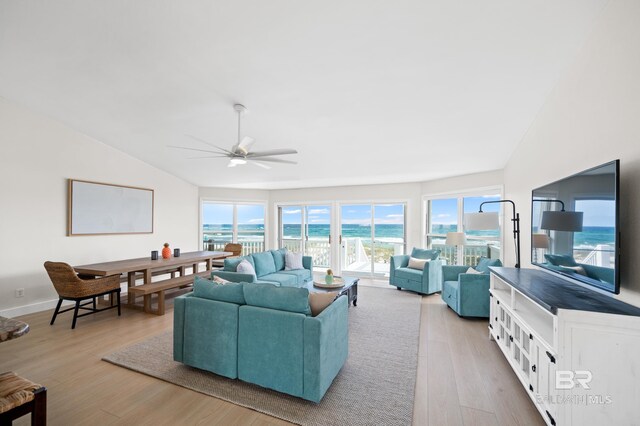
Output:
(427, 339), (464, 426)
(460, 406), (499, 426)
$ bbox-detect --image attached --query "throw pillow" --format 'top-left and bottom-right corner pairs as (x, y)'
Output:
(213, 275), (231, 284)
(465, 267), (483, 275)
(410, 247), (441, 260)
(309, 292), (338, 317)
(285, 251), (304, 270)
(475, 257), (502, 273)
(408, 257), (430, 270)
(193, 276), (245, 304)
(237, 259), (257, 279)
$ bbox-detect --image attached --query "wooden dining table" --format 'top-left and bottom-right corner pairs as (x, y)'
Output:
(73, 250), (232, 315)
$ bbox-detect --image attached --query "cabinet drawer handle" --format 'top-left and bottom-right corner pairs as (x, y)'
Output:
(495, 317), (498, 322)
(529, 333), (533, 340)
(532, 364), (536, 372)
(529, 384), (534, 392)
(509, 335), (514, 342)
(496, 300), (500, 305)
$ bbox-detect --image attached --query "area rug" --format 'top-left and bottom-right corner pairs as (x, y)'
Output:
(102, 286), (421, 426)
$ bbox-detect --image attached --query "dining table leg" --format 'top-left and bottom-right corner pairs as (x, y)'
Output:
(127, 272), (136, 304)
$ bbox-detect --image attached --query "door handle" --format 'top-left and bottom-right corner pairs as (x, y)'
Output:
(329, 235), (332, 244)
(339, 235), (342, 244)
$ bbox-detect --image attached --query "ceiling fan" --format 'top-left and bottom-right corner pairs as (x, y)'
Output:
(169, 104), (298, 169)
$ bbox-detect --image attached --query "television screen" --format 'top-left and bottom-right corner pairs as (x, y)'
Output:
(531, 160), (620, 293)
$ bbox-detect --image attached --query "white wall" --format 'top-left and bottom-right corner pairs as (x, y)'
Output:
(0, 98), (199, 316)
(503, 0), (640, 305)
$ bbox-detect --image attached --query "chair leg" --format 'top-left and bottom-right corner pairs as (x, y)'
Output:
(117, 290), (121, 316)
(32, 387), (47, 426)
(50, 298), (63, 325)
(71, 301), (80, 329)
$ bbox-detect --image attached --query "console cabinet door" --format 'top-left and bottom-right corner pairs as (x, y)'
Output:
(533, 339), (558, 425)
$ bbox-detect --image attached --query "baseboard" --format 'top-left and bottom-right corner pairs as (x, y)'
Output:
(0, 288), (129, 318)
(0, 298), (73, 318)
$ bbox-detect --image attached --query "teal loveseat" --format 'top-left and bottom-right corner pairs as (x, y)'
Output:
(174, 280), (348, 403)
(212, 249), (313, 287)
(441, 257), (502, 318)
(389, 248), (444, 295)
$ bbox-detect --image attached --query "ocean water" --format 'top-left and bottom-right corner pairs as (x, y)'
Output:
(203, 223), (615, 249)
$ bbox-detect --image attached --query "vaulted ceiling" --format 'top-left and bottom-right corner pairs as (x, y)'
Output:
(0, 0), (607, 189)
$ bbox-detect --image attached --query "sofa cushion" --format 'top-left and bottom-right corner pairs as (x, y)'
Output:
(411, 248), (441, 260)
(278, 268), (312, 284)
(224, 255), (255, 272)
(243, 282), (311, 315)
(408, 257), (430, 270)
(260, 273), (299, 288)
(394, 267), (423, 281)
(193, 276), (246, 305)
(252, 251), (277, 277)
(544, 254), (578, 267)
(475, 257), (502, 273)
(270, 248), (287, 271)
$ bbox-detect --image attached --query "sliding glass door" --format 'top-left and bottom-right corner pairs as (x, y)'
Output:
(340, 203), (406, 276)
(278, 205), (332, 270)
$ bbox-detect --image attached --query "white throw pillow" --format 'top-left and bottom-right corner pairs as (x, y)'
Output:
(466, 267), (483, 275)
(408, 257), (430, 270)
(237, 259), (257, 278)
(285, 251), (304, 270)
(562, 265), (587, 276)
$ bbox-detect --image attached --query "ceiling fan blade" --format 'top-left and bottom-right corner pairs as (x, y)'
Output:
(167, 145), (227, 155)
(247, 148), (298, 158)
(184, 134), (235, 155)
(250, 157), (297, 165)
(185, 155), (229, 160)
(248, 160), (271, 170)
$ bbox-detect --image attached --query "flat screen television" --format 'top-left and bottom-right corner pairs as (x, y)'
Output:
(531, 160), (620, 294)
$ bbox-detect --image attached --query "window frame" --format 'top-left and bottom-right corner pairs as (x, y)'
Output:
(422, 186), (504, 266)
(200, 199), (268, 253)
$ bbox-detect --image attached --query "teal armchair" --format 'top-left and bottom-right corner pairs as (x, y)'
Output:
(441, 257), (502, 318)
(389, 248), (443, 295)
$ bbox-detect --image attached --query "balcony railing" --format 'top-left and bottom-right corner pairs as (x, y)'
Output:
(432, 243), (501, 266)
(203, 239), (265, 256)
(281, 239), (332, 269)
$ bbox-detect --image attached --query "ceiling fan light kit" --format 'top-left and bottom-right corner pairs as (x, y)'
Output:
(170, 104), (298, 169)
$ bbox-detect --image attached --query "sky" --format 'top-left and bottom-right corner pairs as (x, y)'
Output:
(202, 203), (265, 225)
(280, 204), (405, 225)
(574, 199), (615, 227)
(430, 195), (501, 227)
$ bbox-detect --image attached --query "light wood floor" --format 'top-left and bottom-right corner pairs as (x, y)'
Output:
(1, 280), (543, 425)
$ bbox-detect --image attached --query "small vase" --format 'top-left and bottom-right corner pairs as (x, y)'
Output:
(325, 274), (334, 284)
(162, 244), (171, 259)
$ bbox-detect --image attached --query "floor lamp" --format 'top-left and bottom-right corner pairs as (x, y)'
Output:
(446, 232), (467, 265)
(465, 200), (521, 268)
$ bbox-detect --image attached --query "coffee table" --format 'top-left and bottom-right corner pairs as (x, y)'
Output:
(306, 276), (358, 307)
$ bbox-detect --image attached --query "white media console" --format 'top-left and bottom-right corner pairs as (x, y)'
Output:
(489, 267), (640, 426)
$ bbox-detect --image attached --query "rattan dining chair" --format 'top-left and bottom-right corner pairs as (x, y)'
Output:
(43, 261), (121, 329)
(211, 243), (243, 268)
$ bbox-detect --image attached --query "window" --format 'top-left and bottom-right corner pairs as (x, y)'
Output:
(425, 191), (501, 266)
(202, 202), (265, 255)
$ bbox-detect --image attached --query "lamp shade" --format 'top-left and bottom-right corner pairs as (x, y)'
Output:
(532, 233), (550, 249)
(465, 211), (499, 230)
(446, 232), (467, 246)
(540, 211), (583, 232)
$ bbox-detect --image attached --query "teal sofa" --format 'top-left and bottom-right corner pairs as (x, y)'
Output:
(542, 254), (614, 284)
(212, 249), (313, 287)
(441, 257), (502, 318)
(389, 248), (444, 295)
(174, 280), (348, 403)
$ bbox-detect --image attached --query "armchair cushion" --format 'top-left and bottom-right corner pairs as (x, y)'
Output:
(410, 248), (441, 260)
(394, 267), (424, 281)
(224, 255), (256, 272)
